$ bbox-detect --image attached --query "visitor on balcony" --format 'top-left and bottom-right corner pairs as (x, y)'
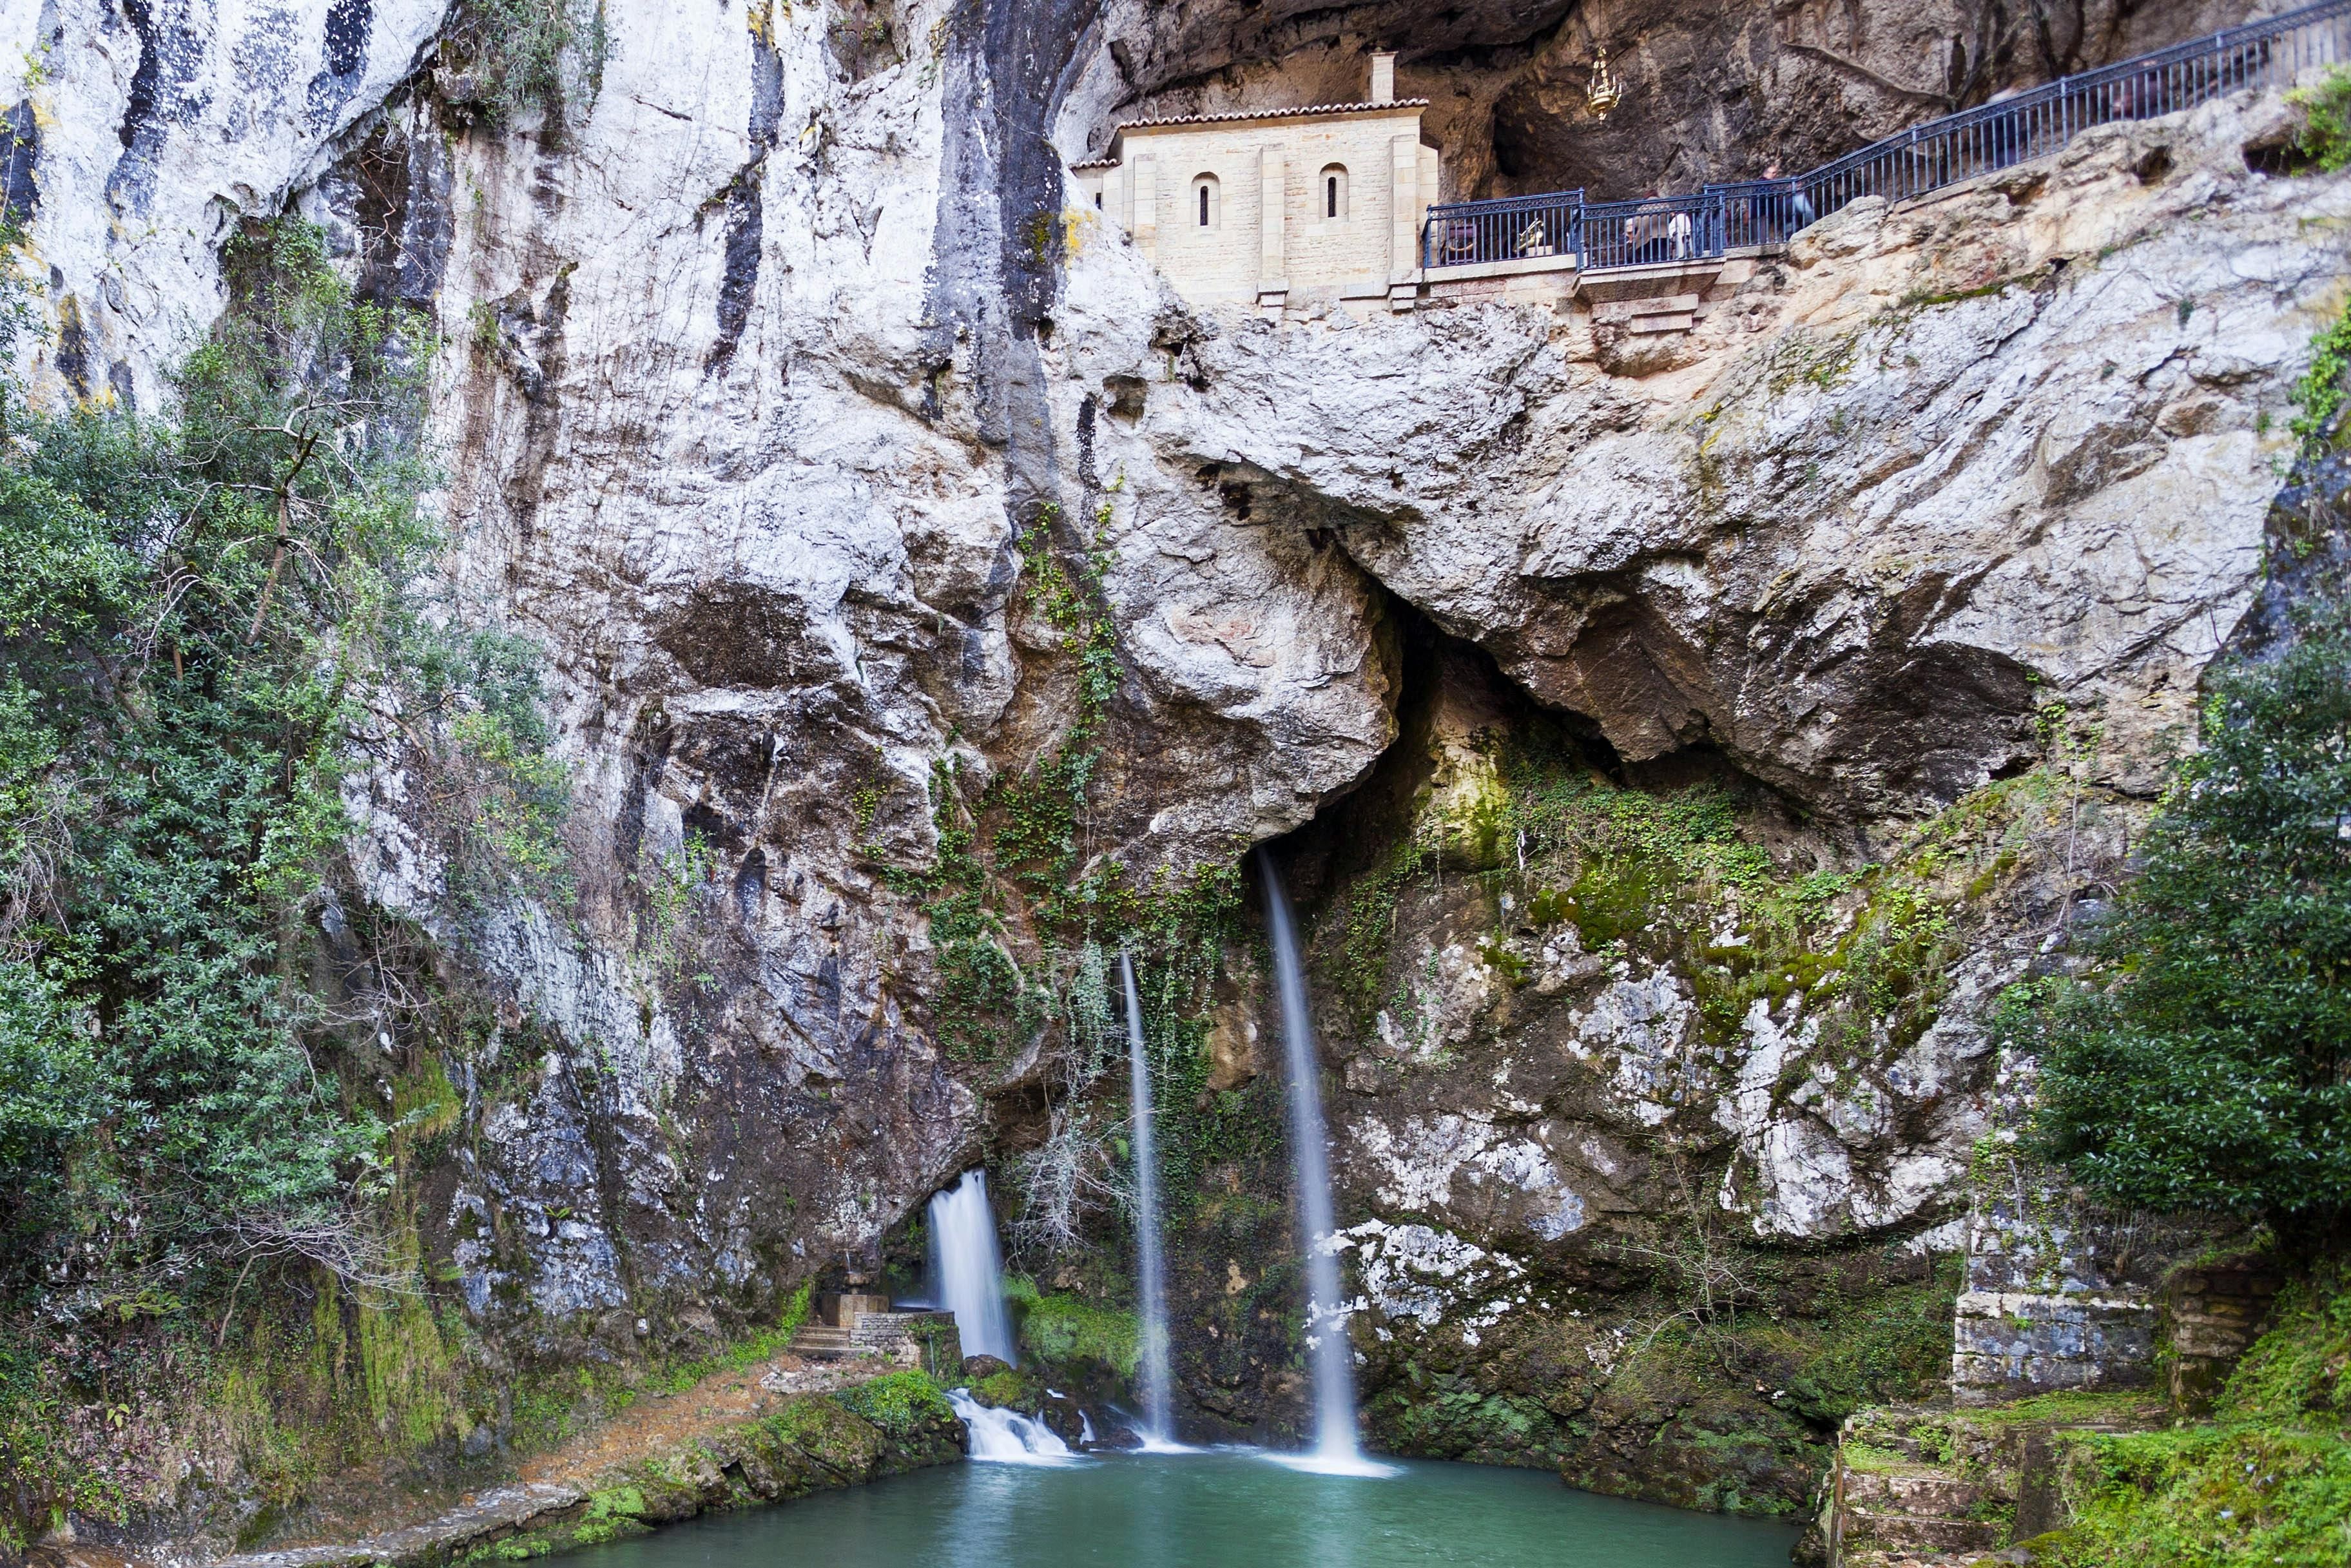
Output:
(1763, 164), (1814, 242)
(1625, 191), (1677, 264)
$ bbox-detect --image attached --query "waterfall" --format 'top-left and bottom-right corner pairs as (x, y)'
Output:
(1260, 851), (1384, 1474)
(945, 1389), (1077, 1464)
(928, 1168), (1016, 1363)
(1119, 951), (1176, 1444)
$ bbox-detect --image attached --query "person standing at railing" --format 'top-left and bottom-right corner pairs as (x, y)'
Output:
(1626, 191), (1676, 264)
(1761, 164), (1814, 244)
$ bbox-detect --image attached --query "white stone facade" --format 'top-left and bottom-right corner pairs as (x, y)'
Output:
(1071, 54), (1441, 312)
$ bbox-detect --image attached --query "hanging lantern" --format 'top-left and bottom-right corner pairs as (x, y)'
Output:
(1587, 46), (1623, 122)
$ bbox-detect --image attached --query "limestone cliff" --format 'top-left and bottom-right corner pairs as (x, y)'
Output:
(3, 0), (2346, 1548)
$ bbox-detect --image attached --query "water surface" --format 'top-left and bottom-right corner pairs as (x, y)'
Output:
(580, 1451), (1800, 1568)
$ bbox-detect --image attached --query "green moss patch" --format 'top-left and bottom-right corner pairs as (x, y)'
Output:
(2043, 1424), (2351, 1567)
(834, 1371), (953, 1438)
(1018, 1292), (1140, 1379)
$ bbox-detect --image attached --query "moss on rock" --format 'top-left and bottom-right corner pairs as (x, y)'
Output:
(1019, 1293), (1140, 1379)
(458, 1377), (965, 1564)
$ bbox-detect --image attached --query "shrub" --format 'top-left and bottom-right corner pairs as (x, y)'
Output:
(438, 0), (609, 125)
(835, 1370), (951, 1437)
(0, 215), (561, 1306)
(2288, 305), (2351, 456)
(2000, 620), (2351, 1230)
(2290, 66), (2351, 174)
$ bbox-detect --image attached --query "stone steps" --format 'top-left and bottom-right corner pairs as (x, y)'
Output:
(1843, 1469), (1986, 1515)
(788, 1324), (858, 1360)
(1838, 1463), (2002, 1557)
(1841, 1510), (2003, 1555)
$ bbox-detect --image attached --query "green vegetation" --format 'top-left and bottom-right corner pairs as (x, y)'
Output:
(439, 0), (610, 125)
(0, 216), (569, 1544)
(835, 1370), (953, 1437)
(462, 1379), (961, 1563)
(0, 215), (559, 1287)
(2290, 66), (2351, 175)
(1321, 725), (2067, 1083)
(2036, 1266), (2351, 1567)
(1770, 1254), (1964, 1428)
(2000, 622), (2351, 1230)
(881, 501), (1236, 1070)
(2288, 303), (2351, 456)
(1358, 1242), (1958, 1514)
(637, 1281), (814, 1397)
(859, 496), (1248, 1257)
(1017, 1290), (1141, 1378)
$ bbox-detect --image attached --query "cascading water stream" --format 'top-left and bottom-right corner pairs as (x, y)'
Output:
(927, 1168), (1015, 1364)
(1259, 851), (1387, 1475)
(945, 1389), (1078, 1464)
(1119, 951), (1176, 1445)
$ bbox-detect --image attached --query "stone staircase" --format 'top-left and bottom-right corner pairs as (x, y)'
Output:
(786, 1321), (859, 1360)
(1825, 1399), (2169, 1565)
(788, 1292), (887, 1361)
(788, 1293), (964, 1375)
(1829, 1413), (2001, 1563)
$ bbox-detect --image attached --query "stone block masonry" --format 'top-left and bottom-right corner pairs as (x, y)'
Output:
(1071, 53), (1439, 312)
(2162, 1260), (2283, 1415)
(1950, 1151), (2230, 1406)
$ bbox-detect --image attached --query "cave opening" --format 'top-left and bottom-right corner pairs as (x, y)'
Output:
(1258, 590), (1826, 927)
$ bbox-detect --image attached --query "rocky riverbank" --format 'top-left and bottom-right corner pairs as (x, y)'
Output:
(24, 1360), (960, 1568)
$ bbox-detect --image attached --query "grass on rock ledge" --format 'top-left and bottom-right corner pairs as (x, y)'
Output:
(2031, 1264), (2351, 1567)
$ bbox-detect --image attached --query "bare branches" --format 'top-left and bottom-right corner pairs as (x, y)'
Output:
(244, 427), (323, 644)
(225, 1206), (420, 1295)
(1610, 1152), (1765, 1366)
(1009, 1101), (1125, 1264)
(0, 771), (73, 953)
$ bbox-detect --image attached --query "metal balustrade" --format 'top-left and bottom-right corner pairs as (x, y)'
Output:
(1422, 0), (2351, 275)
(1420, 189), (1583, 269)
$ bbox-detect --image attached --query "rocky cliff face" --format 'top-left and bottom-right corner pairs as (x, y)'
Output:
(1070, 0), (2259, 198)
(6, 0), (2346, 1539)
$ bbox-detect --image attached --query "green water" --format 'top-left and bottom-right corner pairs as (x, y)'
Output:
(579, 1451), (1801, 1567)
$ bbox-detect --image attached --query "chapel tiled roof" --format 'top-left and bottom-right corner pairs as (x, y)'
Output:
(1070, 97), (1431, 171)
(1113, 98), (1429, 132)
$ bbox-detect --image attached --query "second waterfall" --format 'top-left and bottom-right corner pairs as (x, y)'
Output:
(1259, 851), (1385, 1473)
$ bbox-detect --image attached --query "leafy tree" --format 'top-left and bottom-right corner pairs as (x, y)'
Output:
(2000, 621), (2351, 1231)
(0, 217), (561, 1305)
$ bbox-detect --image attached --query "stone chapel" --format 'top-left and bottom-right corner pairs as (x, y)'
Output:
(1070, 53), (1443, 314)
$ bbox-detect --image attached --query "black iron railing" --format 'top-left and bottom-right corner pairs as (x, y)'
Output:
(1578, 191), (1713, 271)
(1422, 0), (2351, 274)
(1420, 189), (1583, 269)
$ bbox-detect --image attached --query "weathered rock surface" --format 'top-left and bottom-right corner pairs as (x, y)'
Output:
(1065, 0), (2255, 200)
(5, 0), (2345, 1541)
(1151, 95), (2344, 820)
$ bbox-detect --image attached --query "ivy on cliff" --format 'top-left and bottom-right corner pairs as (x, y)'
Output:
(2289, 303), (2351, 457)
(873, 494), (1246, 1254)
(2289, 66), (2351, 176)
